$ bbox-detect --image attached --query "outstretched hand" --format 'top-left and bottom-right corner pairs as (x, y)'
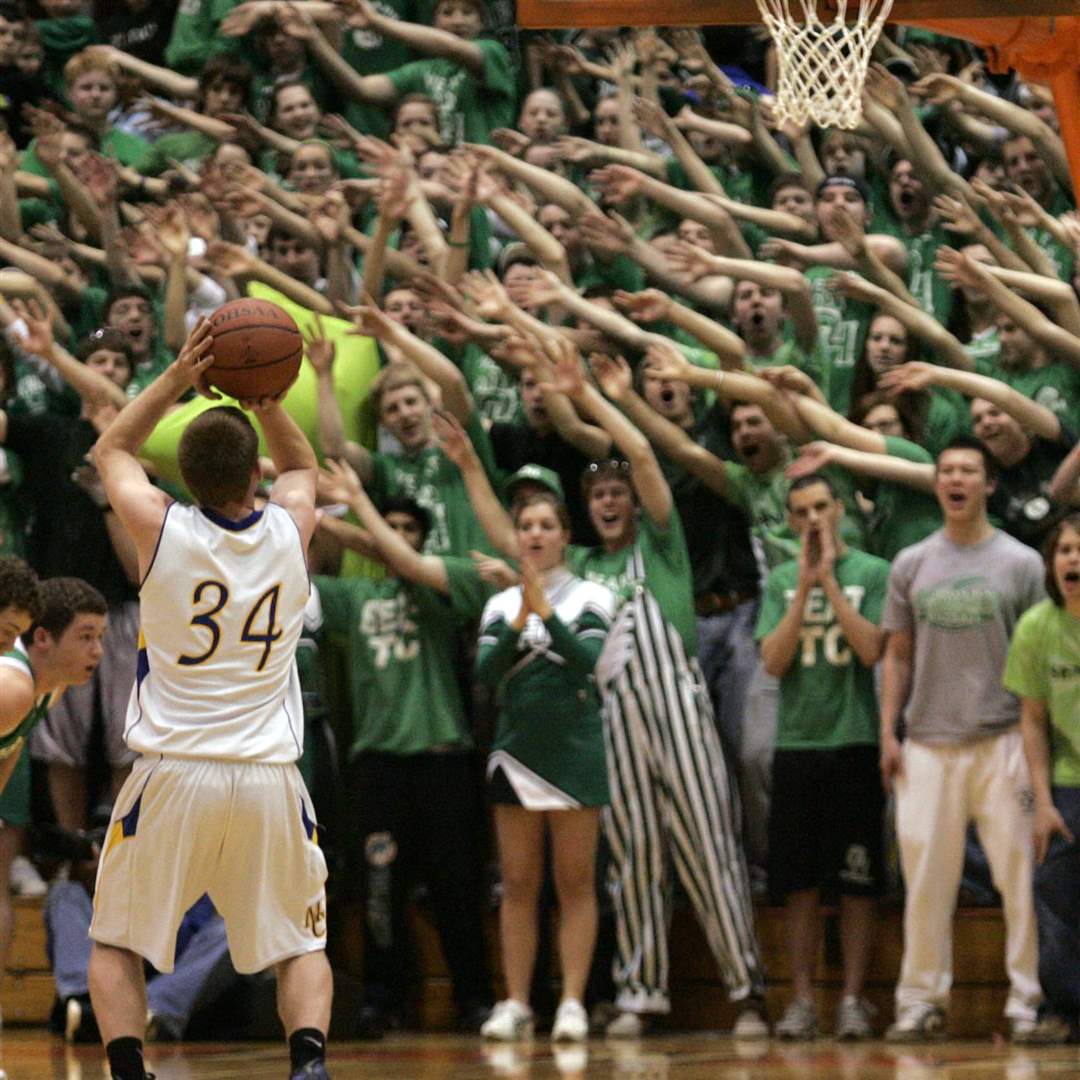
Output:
(175, 318), (219, 399)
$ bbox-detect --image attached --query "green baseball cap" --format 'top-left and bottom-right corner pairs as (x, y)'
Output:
(504, 464), (564, 502)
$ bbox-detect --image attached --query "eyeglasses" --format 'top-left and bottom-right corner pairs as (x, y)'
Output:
(586, 459), (632, 474)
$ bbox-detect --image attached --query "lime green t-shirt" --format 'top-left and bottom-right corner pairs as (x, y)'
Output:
(385, 38), (514, 145)
(566, 507), (698, 659)
(1004, 599), (1080, 787)
(316, 558), (491, 758)
(755, 548), (890, 749)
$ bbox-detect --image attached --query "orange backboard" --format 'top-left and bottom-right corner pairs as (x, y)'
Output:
(516, 1), (1080, 28)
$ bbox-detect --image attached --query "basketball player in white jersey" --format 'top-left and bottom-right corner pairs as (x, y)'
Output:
(86, 319), (331, 1080)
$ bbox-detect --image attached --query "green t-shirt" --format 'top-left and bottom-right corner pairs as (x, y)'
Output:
(165, 0), (242, 76)
(977, 355), (1080, 433)
(153, 130), (218, 168)
(453, 343), (522, 426)
(806, 264), (874, 415)
(722, 457), (867, 576)
(861, 436), (942, 562)
(386, 38), (514, 145)
(877, 218), (952, 324)
(566, 507), (698, 659)
(1004, 599), (1080, 787)
(755, 548), (890, 749)
(747, 337), (827, 389)
(316, 560), (491, 757)
(21, 127), (166, 178)
(923, 387), (968, 457)
(369, 412), (498, 557)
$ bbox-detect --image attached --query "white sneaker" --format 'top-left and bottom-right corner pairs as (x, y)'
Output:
(9, 855), (46, 897)
(605, 1010), (649, 1038)
(480, 999), (533, 1041)
(551, 999), (588, 1042)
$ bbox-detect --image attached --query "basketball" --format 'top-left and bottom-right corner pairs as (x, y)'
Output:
(205, 299), (303, 400)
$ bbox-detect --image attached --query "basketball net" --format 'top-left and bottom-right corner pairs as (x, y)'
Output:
(756, 0), (895, 130)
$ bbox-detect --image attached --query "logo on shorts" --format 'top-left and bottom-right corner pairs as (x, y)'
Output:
(839, 844), (873, 888)
(365, 832), (398, 868)
(304, 899), (327, 938)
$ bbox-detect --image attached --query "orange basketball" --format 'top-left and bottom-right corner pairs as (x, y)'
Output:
(206, 299), (303, 400)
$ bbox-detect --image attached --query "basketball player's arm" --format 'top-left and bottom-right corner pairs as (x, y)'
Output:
(0, 665), (33, 740)
(259, 402), (318, 547)
(93, 323), (216, 572)
(879, 629), (913, 791)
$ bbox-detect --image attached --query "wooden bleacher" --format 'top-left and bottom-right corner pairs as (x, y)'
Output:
(9, 896), (1009, 1037)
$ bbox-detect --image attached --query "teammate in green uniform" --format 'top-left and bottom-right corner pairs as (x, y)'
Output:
(1007, 513), (1080, 1041)
(314, 461), (495, 1036)
(756, 475), (890, 1041)
(0, 576), (106, 1040)
(477, 488), (615, 1044)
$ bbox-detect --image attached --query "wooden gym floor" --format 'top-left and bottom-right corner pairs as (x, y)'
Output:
(4, 1033), (1080, 1079)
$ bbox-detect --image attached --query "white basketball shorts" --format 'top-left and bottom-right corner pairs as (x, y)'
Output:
(90, 755), (328, 974)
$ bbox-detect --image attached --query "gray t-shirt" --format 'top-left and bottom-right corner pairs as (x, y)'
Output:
(882, 529), (1045, 744)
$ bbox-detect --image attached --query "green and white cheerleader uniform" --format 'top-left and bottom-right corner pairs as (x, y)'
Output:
(477, 568), (615, 808)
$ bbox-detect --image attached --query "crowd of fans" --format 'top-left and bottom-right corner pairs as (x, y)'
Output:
(0, 0), (1079, 1055)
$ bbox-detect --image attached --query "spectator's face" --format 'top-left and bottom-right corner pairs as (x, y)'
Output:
(0, 605), (32, 655)
(821, 135), (866, 180)
(787, 480), (842, 546)
(40, 613), (107, 687)
(677, 218), (713, 251)
(15, 40), (42, 77)
(730, 404), (779, 473)
(40, 0), (82, 14)
(84, 347), (132, 390)
(687, 130), (723, 161)
(538, 205), (580, 253)
(971, 398), (1025, 462)
(385, 510), (425, 552)
(395, 100), (438, 151)
(593, 99), (619, 146)
(865, 315), (908, 374)
(60, 130), (92, 173)
(860, 402), (904, 438)
(515, 500), (569, 572)
(416, 149), (446, 182)
(520, 369), (548, 430)
(264, 24), (305, 69)
(731, 280), (782, 340)
(203, 79), (244, 119)
(641, 370), (692, 426)
(245, 212), (271, 251)
(379, 384), (431, 451)
(889, 160), (928, 223)
(69, 70), (117, 124)
(502, 263), (539, 311)
(519, 90), (565, 143)
(1004, 136), (1053, 205)
(0, 16), (17, 66)
(972, 158), (1006, 191)
(816, 184), (868, 237)
(106, 297), (155, 359)
(434, 0), (482, 39)
(934, 446), (992, 520)
(771, 184), (815, 224)
(269, 236), (320, 285)
(995, 313), (1035, 369)
(383, 289), (427, 335)
(587, 477), (636, 548)
(272, 85), (319, 140)
(1053, 524), (1080, 602)
(288, 144), (335, 194)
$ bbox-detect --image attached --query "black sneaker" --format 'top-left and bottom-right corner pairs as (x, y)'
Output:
(354, 1005), (402, 1041)
(289, 1062), (330, 1080)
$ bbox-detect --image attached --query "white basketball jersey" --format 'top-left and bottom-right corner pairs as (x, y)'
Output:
(126, 502), (309, 763)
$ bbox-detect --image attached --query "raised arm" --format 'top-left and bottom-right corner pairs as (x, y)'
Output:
(341, 0), (484, 74)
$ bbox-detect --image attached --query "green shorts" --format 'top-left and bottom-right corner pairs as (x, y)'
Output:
(0, 747), (30, 827)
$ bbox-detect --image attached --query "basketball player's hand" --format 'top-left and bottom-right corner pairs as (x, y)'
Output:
(880, 731), (904, 792)
(238, 392), (289, 412)
(176, 318), (219, 399)
(1034, 802), (1075, 865)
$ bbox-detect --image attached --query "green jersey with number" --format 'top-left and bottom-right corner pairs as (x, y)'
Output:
(806, 265), (874, 415)
(316, 557), (492, 757)
(861, 436), (942, 562)
(756, 548), (890, 749)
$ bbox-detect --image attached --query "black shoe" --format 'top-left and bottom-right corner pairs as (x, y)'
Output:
(64, 996), (100, 1044)
(456, 1002), (493, 1034)
(289, 1063), (330, 1080)
(354, 1005), (402, 1041)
